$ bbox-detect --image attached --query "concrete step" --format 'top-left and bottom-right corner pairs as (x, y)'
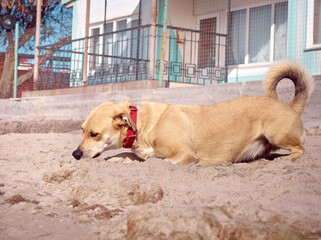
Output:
(1, 80), (320, 126)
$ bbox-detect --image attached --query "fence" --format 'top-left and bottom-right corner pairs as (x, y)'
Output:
(36, 23), (227, 90)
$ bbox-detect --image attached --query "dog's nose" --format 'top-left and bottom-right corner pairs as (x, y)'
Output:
(72, 149), (83, 160)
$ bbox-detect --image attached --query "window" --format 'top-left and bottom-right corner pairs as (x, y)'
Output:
(228, 2), (288, 65)
(228, 10), (246, 65)
(274, 2), (288, 60)
(315, 0), (321, 44)
(249, 5), (271, 63)
(90, 28), (100, 70)
(131, 19), (139, 59)
(116, 20), (128, 62)
(199, 17), (217, 68)
(102, 18), (139, 66)
(103, 22), (113, 64)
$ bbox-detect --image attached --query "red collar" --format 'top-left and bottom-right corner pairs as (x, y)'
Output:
(123, 106), (138, 148)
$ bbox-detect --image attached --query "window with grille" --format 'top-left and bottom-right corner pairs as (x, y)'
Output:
(228, 2), (288, 65)
(90, 28), (100, 70)
(116, 20), (128, 62)
(103, 22), (114, 64)
(228, 9), (246, 65)
(131, 19), (139, 59)
(249, 5), (271, 63)
(274, 2), (288, 60)
(199, 17), (217, 68)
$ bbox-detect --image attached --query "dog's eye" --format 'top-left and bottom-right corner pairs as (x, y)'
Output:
(90, 132), (98, 138)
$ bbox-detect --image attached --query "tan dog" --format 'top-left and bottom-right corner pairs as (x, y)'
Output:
(72, 61), (313, 165)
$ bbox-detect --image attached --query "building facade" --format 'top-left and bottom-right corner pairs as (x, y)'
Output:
(59, 0), (320, 86)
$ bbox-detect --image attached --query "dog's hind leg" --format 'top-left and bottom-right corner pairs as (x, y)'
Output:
(165, 151), (199, 165)
(266, 130), (305, 161)
(264, 113), (307, 162)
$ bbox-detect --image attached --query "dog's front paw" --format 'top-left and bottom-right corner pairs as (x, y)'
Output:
(105, 152), (144, 163)
(107, 156), (133, 163)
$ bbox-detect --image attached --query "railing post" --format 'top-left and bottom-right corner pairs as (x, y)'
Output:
(158, 0), (169, 88)
(33, 0), (41, 90)
(82, 0), (91, 86)
(225, 0), (231, 83)
(136, 0), (142, 80)
(13, 22), (19, 98)
(149, 0), (157, 81)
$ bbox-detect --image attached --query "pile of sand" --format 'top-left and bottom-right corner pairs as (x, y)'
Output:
(1, 132), (321, 239)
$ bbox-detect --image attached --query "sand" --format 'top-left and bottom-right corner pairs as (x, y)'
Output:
(0, 130), (321, 239)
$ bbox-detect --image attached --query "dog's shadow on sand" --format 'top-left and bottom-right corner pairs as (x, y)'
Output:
(104, 152), (290, 164)
(265, 153), (290, 161)
(242, 153), (290, 163)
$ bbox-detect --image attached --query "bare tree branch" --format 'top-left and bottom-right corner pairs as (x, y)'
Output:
(18, 28), (37, 48)
(17, 35), (71, 87)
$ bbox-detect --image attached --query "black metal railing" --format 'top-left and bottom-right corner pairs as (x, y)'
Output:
(154, 24), (227, 84)
(37, 24), (227, 90)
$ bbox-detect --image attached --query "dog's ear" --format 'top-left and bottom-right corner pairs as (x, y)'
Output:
(112, 110), (137, 131)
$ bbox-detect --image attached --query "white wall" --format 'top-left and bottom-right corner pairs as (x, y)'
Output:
(72, 0), (142, 39)
(91, 0), (140, 24)
(168, 0), (196, 28)
(194, 0), (274, 16)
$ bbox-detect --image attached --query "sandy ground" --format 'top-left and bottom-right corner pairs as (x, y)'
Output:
(0, 129), (321, 239)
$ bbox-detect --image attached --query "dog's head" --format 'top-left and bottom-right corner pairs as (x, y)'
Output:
(72, 101), (136, 160)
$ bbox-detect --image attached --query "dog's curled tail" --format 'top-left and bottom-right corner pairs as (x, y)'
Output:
(264, 60), (314, 115)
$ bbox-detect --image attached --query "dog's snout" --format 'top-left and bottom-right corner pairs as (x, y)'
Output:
(72, 149), (83, 160)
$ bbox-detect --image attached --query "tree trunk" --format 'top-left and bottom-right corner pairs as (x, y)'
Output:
(0, 30), (71, 98)
(17, 35), (71, 87)
(0, 40), (15, 99)
(0, 28), (36, 99)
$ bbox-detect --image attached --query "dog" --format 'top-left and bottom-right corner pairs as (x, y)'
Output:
(72, 61), (313, 165)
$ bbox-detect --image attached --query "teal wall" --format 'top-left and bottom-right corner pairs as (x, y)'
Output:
(287, 0), (298, 60)
(301, 0), (318, 75)
(288, 0), (319, 75)
(228, 74), (265, 83)
(156, 0), (186, 82)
